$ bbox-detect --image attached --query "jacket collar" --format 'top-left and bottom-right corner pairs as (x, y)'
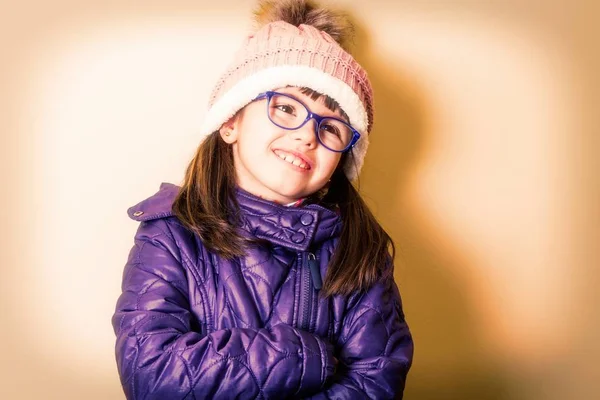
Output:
(128, 182), (342, 252)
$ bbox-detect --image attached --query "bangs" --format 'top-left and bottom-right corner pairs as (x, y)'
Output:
(299, 87), (350, 122)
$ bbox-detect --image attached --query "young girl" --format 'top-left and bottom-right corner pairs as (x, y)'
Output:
(112, 0), (413, 398)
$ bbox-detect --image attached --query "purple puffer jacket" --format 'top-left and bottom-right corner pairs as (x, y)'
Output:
(112, 183), (413, 399)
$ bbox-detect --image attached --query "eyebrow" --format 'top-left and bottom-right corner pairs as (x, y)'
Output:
(297, 87), (350, 122)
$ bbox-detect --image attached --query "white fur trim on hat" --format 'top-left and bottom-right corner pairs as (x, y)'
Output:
(199, 65), (370, 180)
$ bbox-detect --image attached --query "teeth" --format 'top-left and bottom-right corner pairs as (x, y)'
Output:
(274, 150), (309, 169)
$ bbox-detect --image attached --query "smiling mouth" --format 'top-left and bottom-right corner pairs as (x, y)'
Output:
(273, 149), (311, 170)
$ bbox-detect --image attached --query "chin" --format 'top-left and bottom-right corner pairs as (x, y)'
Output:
(268, 184), (309, 202)
(273, 188), (305, 202)
(261, 175), (323, 202)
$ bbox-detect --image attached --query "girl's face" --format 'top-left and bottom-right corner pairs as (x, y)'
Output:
(220, 87), (344, 204)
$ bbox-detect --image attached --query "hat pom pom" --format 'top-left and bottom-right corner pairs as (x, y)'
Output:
(253, 0), (354, 50)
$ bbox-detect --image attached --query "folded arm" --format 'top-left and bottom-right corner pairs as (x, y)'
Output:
(305, 264), (414, 400)
(112, 219), (334, 399)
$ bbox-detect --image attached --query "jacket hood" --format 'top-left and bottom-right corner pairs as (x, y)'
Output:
(127, 182), (342, 252)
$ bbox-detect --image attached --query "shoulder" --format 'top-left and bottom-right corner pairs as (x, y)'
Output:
(345, 258), (399, 311)
(127, 182), (202, 265)
(127, 182), (180, 222)
(127, 182), (193, 249)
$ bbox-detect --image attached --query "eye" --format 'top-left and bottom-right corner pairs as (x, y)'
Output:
(274, 104), (296, 115)
(320, 123), (341, 138)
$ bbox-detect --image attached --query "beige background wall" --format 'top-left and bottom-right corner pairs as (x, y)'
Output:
(1, 1), (597, 399)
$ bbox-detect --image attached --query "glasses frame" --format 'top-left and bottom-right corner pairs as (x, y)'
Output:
(254, 91), (361, 153)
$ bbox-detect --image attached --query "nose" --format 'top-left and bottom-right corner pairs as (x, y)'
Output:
(289, 118), (318, 148)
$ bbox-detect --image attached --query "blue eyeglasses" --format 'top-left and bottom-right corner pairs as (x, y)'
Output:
(253, 91), (361, 153)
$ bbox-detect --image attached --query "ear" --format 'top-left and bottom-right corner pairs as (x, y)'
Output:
(219, 114), (240, 144)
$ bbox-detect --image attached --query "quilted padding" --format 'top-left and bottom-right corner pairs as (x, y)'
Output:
(113, 183), (413, 399)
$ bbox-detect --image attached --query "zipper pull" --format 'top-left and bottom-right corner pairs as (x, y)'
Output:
(307, 253), (322, 290)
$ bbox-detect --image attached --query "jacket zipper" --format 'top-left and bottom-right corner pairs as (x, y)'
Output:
(298, 252), (321, 331)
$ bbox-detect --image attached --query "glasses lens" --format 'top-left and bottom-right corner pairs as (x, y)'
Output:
(318, 118), (354, 151)
(268, 94), (308, 129)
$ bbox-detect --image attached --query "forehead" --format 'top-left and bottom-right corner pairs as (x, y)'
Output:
(273, 86), (348, 119)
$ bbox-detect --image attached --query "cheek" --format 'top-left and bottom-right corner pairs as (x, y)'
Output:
(238, 119), (278, 149)
(236, 128), (266, 157)
(319, 151), (342, 178)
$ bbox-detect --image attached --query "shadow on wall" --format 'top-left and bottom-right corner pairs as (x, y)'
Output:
(350, 16), (513, 400)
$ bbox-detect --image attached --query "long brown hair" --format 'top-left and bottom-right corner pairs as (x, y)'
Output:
(172, 89), (394, 297)
(319, 161), (395, 297)
(172, 131), (245, 260)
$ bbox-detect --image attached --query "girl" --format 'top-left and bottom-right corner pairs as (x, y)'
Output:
(112, 0), (413, 398)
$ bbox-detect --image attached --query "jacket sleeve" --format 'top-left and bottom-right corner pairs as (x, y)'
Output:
(112, 219), (335, 400)
(305, 264), (414, 400)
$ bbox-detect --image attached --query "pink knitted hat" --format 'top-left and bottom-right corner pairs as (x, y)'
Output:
(199, 20), (374, 181)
